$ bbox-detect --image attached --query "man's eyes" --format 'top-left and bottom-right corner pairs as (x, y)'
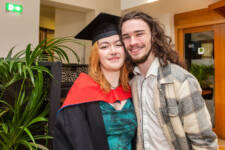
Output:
(122, 36), (130, 40)
(122, 33), (144, 40)
(136, 32), (144, 37)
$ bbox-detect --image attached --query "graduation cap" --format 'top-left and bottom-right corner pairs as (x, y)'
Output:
(75, 12), (120, 44)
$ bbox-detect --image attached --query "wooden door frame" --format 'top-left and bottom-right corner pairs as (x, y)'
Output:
(175, 25), (215, 60)
(175, 7), (225, 139)
(174, 7), (225, 54)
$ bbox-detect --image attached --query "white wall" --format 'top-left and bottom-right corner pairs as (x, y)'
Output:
(0, 0), (40, 57)
(55, 8), (87, 63)
(121, 0), (157, 10)
(122, 0), (220, 12)
(41, 0), (96, 12)
(154, 13), (175, 43)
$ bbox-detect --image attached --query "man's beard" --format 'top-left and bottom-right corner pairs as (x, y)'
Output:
(128, 47), (152, 64)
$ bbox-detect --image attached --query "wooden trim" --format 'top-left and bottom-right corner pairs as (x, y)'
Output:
(174, 7), (225, 29)
(174, 27), (178, 50)
(175, 19), (225, 29)
(215, 8), (225, 17)
(208, 0), (225, 10)
(212, 23), (225, 139)
(208, 0), (225, 18)
(174, 8), (210, 19)
(183, 25), (213, 33)
(175, 28), (184, 60)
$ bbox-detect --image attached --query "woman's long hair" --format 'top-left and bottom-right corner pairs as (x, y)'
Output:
(120, 11), (186, 68)
(88, 42), (130, 93)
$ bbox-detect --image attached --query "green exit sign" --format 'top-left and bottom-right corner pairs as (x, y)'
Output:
(6, 3), (23, 13)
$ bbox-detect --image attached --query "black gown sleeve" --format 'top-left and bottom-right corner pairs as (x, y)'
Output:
(53, 104), (95, 150)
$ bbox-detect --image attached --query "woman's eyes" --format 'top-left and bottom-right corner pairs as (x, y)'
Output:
(100, 45), (109, 49)
(100, 43), (122, 49)
(115, 43), (122, 47)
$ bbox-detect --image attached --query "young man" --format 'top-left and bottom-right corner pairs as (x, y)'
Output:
(120, 11), (218, 150)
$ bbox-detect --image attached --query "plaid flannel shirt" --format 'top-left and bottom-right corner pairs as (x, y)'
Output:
(130, 62), (218, 150)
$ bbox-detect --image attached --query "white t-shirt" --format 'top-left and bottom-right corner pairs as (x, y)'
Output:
(134, 58), (171, 150)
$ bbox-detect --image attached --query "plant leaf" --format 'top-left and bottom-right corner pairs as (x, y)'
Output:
(20, 140), (33, 150)
(9, 60), (16, 73)
(26, 66), (35, 86)
(6, 46), (15, 60)
(13, 49), (26, 59)
(0, 109), (9, 118)
(27, 117), (47, 127)
(23, 127), (37, 148)
(29, 142), (49, 150)
(0, 100), (13, 111)
(1, 123), (8, 134)
(17, 62), (22, 75)
(25, 44), (32, 66)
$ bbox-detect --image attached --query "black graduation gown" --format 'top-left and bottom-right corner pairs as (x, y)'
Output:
(53, 102), (110, 150)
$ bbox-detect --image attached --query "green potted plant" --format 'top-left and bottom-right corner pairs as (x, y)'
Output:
(189, 64), (214, 99)
(0, 37), (81, 150)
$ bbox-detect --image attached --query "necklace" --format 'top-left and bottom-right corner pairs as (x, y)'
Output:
(111, 84), (118, 89)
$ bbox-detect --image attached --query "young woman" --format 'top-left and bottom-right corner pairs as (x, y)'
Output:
(53, 13), (137, 150)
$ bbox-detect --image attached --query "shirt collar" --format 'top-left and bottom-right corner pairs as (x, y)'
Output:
(133, 57), (159, 78)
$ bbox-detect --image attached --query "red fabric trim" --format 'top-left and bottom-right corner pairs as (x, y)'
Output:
(62, 73), (131, 107)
